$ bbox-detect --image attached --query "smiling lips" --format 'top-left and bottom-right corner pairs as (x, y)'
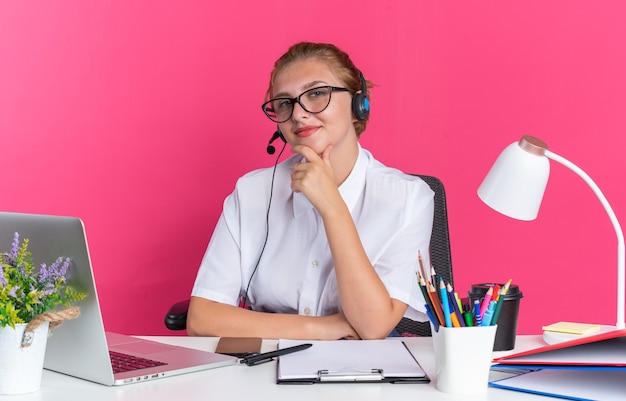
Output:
(295, 126), (319, 138)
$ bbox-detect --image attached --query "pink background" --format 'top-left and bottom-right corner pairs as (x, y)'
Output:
(1, 1), (625, 335)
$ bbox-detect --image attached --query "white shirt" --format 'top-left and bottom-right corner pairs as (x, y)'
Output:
(191, 146), (434, 321)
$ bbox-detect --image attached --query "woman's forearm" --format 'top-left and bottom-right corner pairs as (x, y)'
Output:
(187, 297), (359, 340)
(320, 201), (407, 339)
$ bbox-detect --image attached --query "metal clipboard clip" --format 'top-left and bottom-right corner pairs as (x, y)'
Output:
(317, 368), (384, 382)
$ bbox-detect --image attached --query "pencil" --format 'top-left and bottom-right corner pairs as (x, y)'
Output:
(439, 278), (452, 328)
(490, 279), (512, 325)
(428, 282), (446, 326)
(430, 265), (437, 287)
(446, 283), (466, 327)
(492, 284), (501, 302)
(418, 251), (428, 285)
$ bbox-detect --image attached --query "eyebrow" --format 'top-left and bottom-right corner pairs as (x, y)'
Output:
(273, 80), (329, 99)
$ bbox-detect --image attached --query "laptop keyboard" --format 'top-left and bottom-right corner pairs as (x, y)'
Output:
(109, 351), (168, 373)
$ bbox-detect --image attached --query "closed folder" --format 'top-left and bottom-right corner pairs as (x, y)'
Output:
(492, 328), (626, 367)
(275, 339), (429, 384)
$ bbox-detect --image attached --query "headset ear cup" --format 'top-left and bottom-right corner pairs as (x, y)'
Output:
(352, 93), (370, 121)
(352, 70), (370, 122)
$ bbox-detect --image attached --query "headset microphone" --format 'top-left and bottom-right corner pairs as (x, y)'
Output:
(266, 126), (286, 155)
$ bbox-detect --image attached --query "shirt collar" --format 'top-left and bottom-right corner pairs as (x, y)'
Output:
(293, 144), (369, 217)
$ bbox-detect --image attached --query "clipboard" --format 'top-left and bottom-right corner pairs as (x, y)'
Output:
(275, 339), (430, 384)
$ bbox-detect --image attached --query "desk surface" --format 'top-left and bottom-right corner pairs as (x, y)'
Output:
(3, 335), (549, 401)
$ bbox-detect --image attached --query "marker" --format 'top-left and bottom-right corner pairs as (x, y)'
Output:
(463, 311), (475, 327)
(481, 301), (496, 326)
(479, 286), (494, 320)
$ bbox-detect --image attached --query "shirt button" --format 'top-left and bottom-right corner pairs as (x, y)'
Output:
(311, 260), (319, 268)
(304, 307), (311, 315)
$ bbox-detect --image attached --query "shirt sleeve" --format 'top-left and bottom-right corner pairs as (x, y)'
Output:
(357, 173), (434, 322)
(191, 191), (243, 306)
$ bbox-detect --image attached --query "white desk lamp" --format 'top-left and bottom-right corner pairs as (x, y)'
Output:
(477, 135), (625, 343)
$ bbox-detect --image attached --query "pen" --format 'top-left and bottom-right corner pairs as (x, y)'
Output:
(425, 303), (440, 332)
(240, 343), (312, 366)
(473, 299), (482, 326)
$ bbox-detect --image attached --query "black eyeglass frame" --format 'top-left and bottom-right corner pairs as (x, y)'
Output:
(261, 86), (350, 123)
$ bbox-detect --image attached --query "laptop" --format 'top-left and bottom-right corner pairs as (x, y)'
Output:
(0, 211), (237, 386)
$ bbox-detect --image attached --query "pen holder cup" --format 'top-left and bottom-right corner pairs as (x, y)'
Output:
(468, 283), (523, 351)
(431, 324), (497, 394)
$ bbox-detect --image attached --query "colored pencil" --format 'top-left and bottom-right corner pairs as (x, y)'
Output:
(439, 278), (452, 328)
(490, 279), (512, 325)
(418, 251), (428, 285)
(427, 282), (445, 326)
(446, 283), (466, 327)
(418, 273), (440, 326)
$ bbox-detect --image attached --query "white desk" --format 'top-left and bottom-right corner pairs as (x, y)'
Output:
(3, 335), (549, 401)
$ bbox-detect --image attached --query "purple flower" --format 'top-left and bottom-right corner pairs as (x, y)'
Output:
(0, 265), (6, 287)
(42, 286), (56, 296)
(39, 257), (71, 285)
(38, 263), (51, 283)
(10, 232), (19, 258)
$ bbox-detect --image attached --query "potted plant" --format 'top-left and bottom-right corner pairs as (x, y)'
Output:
(0, 232), (86, 394)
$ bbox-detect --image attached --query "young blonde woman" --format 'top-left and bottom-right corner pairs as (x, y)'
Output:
(188, 42), (434, 340)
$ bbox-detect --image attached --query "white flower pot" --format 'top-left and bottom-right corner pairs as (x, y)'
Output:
(0, 321), (50, 395)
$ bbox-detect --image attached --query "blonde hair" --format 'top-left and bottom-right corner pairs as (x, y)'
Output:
(266, 42), (370, 137)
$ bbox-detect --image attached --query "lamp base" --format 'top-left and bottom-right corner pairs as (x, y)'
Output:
(542, 323), (616, 345)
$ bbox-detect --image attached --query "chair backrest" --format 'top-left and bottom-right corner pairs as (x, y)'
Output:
(393, 175), (454, 337)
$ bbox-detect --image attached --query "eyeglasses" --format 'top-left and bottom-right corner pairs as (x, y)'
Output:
(261, 86), (350, 123)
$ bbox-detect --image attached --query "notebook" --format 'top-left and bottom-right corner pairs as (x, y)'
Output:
(0, 211), (237, 386)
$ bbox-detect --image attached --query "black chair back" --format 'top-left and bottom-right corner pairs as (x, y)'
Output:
(394, 175), (454, 336)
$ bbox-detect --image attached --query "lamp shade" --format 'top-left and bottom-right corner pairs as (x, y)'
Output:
(477, 136), (550, 221)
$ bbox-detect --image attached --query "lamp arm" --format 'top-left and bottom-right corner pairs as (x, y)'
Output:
(545, 149), (625, 329)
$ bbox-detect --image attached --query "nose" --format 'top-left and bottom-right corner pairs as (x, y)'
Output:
(291, 100), (310, 121)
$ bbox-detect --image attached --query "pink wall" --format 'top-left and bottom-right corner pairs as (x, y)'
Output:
(1, 1), (625, 335)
